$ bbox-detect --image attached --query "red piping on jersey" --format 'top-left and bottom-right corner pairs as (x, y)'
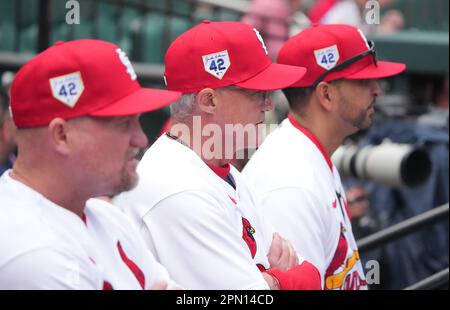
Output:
(207, 163), (231, 180)
(288, 114), (333, 172)
(117, 241), (145, 289)
(343, 198), (352, 225)
(257, 264), (267, 272)
(229, 196), (237, 205)
(103, 281), (114, 290)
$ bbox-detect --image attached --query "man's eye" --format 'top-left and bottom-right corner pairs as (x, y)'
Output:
(116, 118), (132, 128)
(359, 80), (371, 87)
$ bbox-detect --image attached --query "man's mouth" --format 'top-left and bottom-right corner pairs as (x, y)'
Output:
(128, 149), (140, 161)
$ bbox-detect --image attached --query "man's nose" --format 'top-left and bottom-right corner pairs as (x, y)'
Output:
(372, 80), (383, 97)
(131, 118), (149, 149)
(262, 96), (274, 112)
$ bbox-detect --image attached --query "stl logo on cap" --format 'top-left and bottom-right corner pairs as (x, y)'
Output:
(202, 50), (231, 80)
(357, 28), (371, 50)
(253, 28), (269, 56)
(314, 45), (340, 70)
(116, 48), (137, 81)
(49, 72), (85, 108)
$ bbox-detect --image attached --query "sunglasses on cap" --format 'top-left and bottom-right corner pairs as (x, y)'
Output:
(312, 40), (378, 89)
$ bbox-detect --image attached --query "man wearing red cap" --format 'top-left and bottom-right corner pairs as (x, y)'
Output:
(0, 39), (182, 289)
(243, 24), (406, 290)
(115, 21), (322, 290)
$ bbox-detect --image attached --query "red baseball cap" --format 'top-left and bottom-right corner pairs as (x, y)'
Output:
(277, 24), (406, 88)
(10, 39), (182, 128)
(164, 21), (307, 93)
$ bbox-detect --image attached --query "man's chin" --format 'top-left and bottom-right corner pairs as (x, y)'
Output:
(358, 119), (374, 131)
(111, 174), (139, 196)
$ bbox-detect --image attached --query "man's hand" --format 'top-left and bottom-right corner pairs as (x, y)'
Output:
(267, 233), (299, 271)
(151, 281), (168, 290)
(262, 272), (280, 290)
(150, 281), (184, 290)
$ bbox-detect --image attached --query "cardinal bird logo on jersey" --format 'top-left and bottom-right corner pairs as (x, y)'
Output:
(242, 217), (257, 258)
(325, 224), (364, 290)
(325, 223), (349, 290)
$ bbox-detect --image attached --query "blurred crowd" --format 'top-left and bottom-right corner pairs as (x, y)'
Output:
(242, 0), (405, 60)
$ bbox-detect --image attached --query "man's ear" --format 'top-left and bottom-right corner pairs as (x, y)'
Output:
(47, 118), (71, 156)
(196, 88), (217, 115)
(2, 118), (17, 143)
(314, 81), (338, 112)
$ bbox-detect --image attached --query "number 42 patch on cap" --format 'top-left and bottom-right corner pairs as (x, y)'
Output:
(49, 71), (85, 108)
(314, 45), (340, 70)
(202, 50), (231, 80)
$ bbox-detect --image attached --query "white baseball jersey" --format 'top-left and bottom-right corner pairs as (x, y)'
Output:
(243, 116), (368, 290)
(0, 171), (175, 290)
(114, 135), (285, 290)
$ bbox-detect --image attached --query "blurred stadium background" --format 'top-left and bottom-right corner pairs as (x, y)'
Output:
(1, 0), (448, 141)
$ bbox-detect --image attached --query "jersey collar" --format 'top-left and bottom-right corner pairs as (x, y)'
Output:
(288, 114), (333, 172)
(207, 163), (231, 180)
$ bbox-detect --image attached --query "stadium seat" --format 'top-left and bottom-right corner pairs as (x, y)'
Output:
(131, 12), (166, 63)
(16, 0), (39, 53)
(0, 0), (16, 51)
(116, 7), (141, 54)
